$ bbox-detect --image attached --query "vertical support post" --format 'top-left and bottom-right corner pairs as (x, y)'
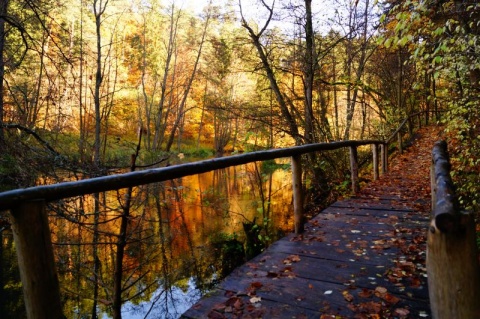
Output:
(380, 143), (388, 173)
(349, 146), (359, 194)
(427, 212), (480, 319)
(372, 144), (379, 180)
(397, 132), (403, 154)
(10, 200), (63, 319)
(291, 155), (304, 234)
(418, 113), (422, 128)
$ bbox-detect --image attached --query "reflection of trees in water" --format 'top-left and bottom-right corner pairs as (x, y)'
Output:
(0, 230), (25, 318)
(2, 164), (292, 318)
(47, 181), (217, 318)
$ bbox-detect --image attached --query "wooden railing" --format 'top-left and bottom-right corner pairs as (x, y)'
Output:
(0, 111), (434, 319)
(428, 141), (480, 319)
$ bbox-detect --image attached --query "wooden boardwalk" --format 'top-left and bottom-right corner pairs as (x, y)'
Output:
(182, 128), (439, 319)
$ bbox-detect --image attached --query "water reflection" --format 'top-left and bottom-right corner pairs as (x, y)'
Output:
(2, 161), (293, 318)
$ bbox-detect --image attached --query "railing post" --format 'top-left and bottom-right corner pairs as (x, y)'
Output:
(397, 132), (403, 154)
(291, 155), (304, 234)
(380, 143), (388, 173)
(10, 200), (63, 319)
(427, 141), (480, 319)
(349, 146), (359, 193)
(372, 144), (379, 180)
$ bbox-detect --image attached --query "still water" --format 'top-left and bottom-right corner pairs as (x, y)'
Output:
(1, 161), (294, 318)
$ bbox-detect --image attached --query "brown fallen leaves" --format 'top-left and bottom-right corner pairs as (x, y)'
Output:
(342, 286), (407, 319)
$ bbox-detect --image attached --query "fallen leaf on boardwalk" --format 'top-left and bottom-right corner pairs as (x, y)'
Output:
(410, 277), (422, 288)
(233, 298), (243, 310)
(249, 296), (261, 303)
(283, 254), (301, 264)
(394, 308), (410, 316)
(225, 297), (241, 307)
(357, 301), (382, 314)
(283, 266), (293, 273)
(250, 281), (263, 289)
(324, 290), (333, 295)
(342, 290), (354, 302)
(289, 254), (301, 262)
(358, 288), (373, 298)
(374, 286), (387, 295)
(382, 292), (400, 305)
(212, 303), (226, 311)
(247, 263), (259, 270)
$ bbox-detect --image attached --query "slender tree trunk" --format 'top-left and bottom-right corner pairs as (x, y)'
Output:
(196, 82), (208, 149)
(91, 195), (100, 319)
(79, 0), (85, 162)
(332, 53), (339, 139)
(93, 0), (107, 168)
(0, 0), (8, 143)
(304, 0), (315, 144)
(112, 130), (142, 319)
(165, 9), (211, 152)
(153, 4), (177, 150)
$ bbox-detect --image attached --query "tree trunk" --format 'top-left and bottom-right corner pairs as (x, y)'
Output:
(93, 0), (106, 168)
(112, 131), (141, 319)
(0, 0), (8, 143)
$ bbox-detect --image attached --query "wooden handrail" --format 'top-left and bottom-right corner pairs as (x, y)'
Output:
(430, 140), (459, 232)
(427, 140), (480, 319)
(0, 139), (383, 211)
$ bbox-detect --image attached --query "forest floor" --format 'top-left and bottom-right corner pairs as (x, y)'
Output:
(182, 125), (446, 319)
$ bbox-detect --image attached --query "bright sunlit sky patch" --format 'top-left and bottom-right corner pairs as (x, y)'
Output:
(179, 0), (373, 36)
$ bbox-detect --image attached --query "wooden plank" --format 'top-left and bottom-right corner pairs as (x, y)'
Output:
(320, 206), (428, 222)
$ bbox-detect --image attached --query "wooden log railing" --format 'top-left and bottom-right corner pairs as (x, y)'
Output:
(0, 110), (434, 319)
(428, 141), (480, 319)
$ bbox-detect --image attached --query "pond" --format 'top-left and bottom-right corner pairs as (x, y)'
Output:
(0, 160), (294, 318)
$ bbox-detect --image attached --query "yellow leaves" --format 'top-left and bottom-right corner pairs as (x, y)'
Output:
(342, 290), (354, 302)
(282, 254), (301, 264)
(374, 286), (387, 295)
